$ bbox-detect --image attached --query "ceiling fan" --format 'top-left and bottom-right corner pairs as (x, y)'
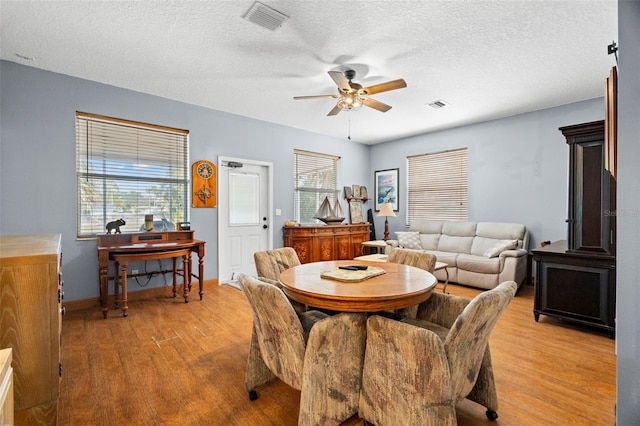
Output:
(294, 69), (407, 116)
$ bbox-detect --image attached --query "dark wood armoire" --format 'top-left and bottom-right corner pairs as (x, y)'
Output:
(532, 68), (617, 338)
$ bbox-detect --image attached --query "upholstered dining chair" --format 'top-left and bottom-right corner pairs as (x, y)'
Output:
(387, 247), (437, 271)
(254, 247), (306, 313)
(387, 248), (437, 319)
(238, 274), (367, 426)
(359, 280), (517, 425)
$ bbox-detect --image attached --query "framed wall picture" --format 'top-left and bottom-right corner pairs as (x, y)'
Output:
(349, 199), (364, 224)
(374, 168), (399, 211)
(343, 186), (353, 199)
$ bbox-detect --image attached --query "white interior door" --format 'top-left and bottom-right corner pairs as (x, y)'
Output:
(218, 157), (272, 284)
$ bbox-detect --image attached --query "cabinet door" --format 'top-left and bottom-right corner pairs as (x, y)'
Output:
(291, 238), (313, 264)
(334, 235), (352, 260)
(535, 257), (615, 336)
(563, 121), (614, 255)
(314, 235), (335, 261)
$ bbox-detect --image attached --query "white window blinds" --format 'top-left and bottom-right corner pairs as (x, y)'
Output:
(76, 112), (189, 237)
(294, 149), (340, 224)
(407, 148), (468, 222)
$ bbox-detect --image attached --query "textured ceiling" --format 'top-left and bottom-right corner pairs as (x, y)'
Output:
(0, 0), (618, 144)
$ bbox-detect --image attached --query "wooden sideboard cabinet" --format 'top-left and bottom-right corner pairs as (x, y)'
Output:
(283, 224), (370, 263)
(532, 240), (615, 337)
(0, 234), (63, 424)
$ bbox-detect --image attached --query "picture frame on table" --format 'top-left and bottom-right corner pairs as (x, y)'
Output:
(374, 168), (399, 211)
(349, 199), (364, 224)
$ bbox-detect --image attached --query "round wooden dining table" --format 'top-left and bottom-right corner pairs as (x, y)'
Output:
(279, 260), (437, 312)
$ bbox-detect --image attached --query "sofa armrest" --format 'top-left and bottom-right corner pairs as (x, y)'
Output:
(500, 248), (527, 258)
(384, 239), (399, 254)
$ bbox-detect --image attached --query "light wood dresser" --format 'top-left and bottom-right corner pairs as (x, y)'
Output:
(1, 234), (63, 424)
(0, 348), (13, 425)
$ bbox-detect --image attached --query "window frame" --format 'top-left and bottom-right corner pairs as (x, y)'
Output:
(75, 112), (189, 238)
(407, 147), (468, 223)
(293, 149), (341, 225)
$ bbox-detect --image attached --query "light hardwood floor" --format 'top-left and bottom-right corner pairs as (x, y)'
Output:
(59, 279), (615, 425)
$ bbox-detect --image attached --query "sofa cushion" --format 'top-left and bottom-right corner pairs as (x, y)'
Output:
(441, 221), (477, 237)
(470, 237), (518, 257)
(476, 222), (526, 248)
(456, 254), (502, 274)
(429, 250), (459, 267)
(409, 220), (444, 234)
(437, 235), (474, 254)
(484, 240), (518, 258)
(395, 231), (422, 250)
(420, 234), (441, 250)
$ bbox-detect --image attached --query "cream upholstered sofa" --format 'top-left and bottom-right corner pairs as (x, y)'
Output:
(385, 220), (529, 290)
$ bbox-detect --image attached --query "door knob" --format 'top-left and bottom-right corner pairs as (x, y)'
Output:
(263, 224), (268, 229)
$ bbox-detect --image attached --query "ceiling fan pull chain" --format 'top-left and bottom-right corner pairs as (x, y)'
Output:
(348, 115), (351, 140)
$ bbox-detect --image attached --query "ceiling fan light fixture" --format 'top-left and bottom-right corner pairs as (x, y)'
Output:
(338, 94), (364, 111)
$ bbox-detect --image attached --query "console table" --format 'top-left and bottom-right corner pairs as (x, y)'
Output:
(97, 230), (205, 318)
(283, 223), (370, 263)
(532, 240), (615, 337)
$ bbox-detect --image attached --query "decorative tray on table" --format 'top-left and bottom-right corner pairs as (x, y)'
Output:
(320, 266), (386, 282)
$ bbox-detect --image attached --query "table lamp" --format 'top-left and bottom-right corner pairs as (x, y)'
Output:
(377, 202), (396, 241)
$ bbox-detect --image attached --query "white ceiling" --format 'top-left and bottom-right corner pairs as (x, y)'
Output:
(0, 0), (618, 144)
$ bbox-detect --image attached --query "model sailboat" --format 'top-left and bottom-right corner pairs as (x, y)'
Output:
(314, 196), (345, 224)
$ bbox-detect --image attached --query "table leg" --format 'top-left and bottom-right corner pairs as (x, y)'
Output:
(120, 261), (129, 317)
(98, 251), (109, 319)
(186, 253), (192, 292)
(442, 268), (450, 294)
(114, 260), (120, 309)
(182, 253), (189, 303)
(172, 257), (178, 298)
(198, 252), (204, 300)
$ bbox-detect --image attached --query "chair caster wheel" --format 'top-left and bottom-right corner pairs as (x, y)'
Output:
(123, 312), (128, 317)
(184, 299), (189, 303)
(248, 390), (258, 401)
(486, 409), (498, 420)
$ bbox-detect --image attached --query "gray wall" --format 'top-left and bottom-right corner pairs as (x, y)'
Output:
(368, 98), (604, 248)
(0, 61), (369, 300)
(616, 1), (640, 422)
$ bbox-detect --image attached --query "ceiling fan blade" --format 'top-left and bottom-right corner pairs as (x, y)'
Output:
(328, 71), (350, 92)
(362, 97), (392, 113)
(327, 104), (342, 116)
(294, 94), (339, 100)
(359, 79), (407, 96)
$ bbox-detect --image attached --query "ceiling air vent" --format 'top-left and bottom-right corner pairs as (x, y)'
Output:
(243, 1), (289, 31)
(427, 100), (449, 109)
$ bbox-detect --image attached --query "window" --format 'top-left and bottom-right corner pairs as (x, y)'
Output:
(407, 148), (468, 222)
(294, 149), (340, 224)
(76, 112), (189, 237)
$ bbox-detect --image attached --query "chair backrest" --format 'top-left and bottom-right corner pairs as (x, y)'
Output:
(239, 273), (306, 389)
(387, 248), (436, 272)
(254, 247), (301, 281)
(445, 280), (517, 400)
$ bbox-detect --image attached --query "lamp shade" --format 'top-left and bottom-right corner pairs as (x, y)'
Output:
(377, 202), (396, 217)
